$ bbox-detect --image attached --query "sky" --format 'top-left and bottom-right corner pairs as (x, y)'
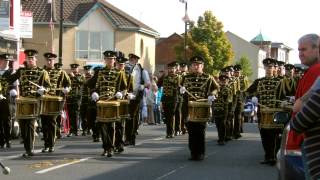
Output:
(105, 0), (320, 64)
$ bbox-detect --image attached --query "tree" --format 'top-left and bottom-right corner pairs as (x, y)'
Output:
(235, 56), (253, 78)
(175, 11), (233, 75)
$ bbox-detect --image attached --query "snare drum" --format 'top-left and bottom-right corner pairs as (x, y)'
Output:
(16, 97), (39, 119)
(188, 101), (211, 122)
(260, 108), (286, 129)
(96, 101), (120, 122)
(40, 95), (64, 116)
(118, 99), (129, 119)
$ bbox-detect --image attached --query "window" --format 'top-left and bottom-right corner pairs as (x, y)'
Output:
(75, 30), (114, 61)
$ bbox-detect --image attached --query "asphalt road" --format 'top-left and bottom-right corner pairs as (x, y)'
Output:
(0, 123), (277, 180)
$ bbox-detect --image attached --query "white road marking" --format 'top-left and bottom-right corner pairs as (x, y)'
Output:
(0, 145), (66, 160)
(155, 165), (187, 180)
(35, 157), (92, 174)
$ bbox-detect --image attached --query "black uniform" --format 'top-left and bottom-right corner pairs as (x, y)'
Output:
(80, 66), (93, 136)
(67, 65), (85, 136)
(213, 75), (232, 145)
(246, 58), (283, 165)
(160, 64), (180, 138)
(88, 51), (127, 157)
(181, 56), (219, 161)
(0, 54), (14, 148)
(41, 54), (71, 152)
(10, 49), (51, 157)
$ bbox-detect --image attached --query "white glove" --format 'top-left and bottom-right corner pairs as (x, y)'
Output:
(180, 86), (186, 94)
(91, 92), (99, 101)
(127, 93), (136, 100)
(115, 92), (123, 99)
(37, 86), (46, 96)
(251, 96), (258, 104)
(0, 94), (6, 100)
(207, 95), (216, 102)
(139, 85), (145, 91)
(9, 89), (17, 97)
(280, 101), (288, 108)
(62, 87), (70, 94)
(288, 96), (295, 103)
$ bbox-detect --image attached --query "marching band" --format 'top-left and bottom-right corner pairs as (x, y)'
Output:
(0, 49), (304, 163)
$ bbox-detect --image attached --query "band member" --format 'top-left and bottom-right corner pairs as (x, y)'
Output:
(278, 64), (297, 99)
(179, 62), (188, 134)
(87, 66), (102, 142)
(114, 55), (132, 153)
(276, 60), (285, 79)
(41, 52), (71, 153)
(80, 65), (93, 136)
(160, 61), (180, 138)
(124, 53), (150, 146)
(214, 74), (232, 145)
(233, 65), (249, 138)
(10, 49), (51, 157)
(89, 50), (127, 157)
(180, 56), (219, 161)
(0, 54), (15, 148)
(246, 58), (282, 165)
(67, 64), (85, 136)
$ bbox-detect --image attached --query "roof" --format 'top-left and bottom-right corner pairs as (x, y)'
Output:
(271, 42), (293, 50)
(21, 0), (159, 37)
(250, 32), (271, 42)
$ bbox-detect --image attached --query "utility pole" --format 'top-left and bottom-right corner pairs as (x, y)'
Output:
(58, 0), (64, 64)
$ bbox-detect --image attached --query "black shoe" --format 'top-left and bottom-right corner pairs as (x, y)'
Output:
(6, 142), (11, 148)
(198, 154), (205, 161)
(217, 141), (225, 146)
(67, 133), (73, 137)
(101, 150), (107, 156)
(41, 147), (49, 153)
(124, 141), (130, 146)
(87, 131), (92, 135)
(48, 147), (55, 153)
(82, 132), (86, 136)
(269, 159), (277, 166)
(115, 146), (124, 153)
(225, 137), (232, 141)
(234, 134), (242, 139)
(260, 159), (271, 164)
(107, 150), (113, 157)
(75, 133), (78, 136)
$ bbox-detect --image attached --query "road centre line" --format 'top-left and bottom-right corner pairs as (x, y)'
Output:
(35, 157), (92, 174)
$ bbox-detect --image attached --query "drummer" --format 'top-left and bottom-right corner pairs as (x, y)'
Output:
(179, 56), (219, 161)
(10, 49), (51, 157)
(114, 53), (131, 153)
(41, 52), (71, 153)
(88, 50), (127, 157)
(246, 58), (283, 166)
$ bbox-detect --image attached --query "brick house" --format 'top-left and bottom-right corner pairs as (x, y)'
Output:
(21, 0), (159, 73)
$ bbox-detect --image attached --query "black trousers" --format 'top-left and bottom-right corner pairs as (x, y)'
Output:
(215, 115), (227, 142)
(125, 99), (141, 143)
(186, 122), (206, 157)
(233, 105), (243, 137)
(181, 99), (188, 133)
(67, 99), (80, 134)
(260, 128), (281, 160)
(0, 99), (11, 146)
(114, 120), (125, 148)
(80, 101), (89, 132)
(99, 122), (114, 151)
(41, 115), (57, 148)
(163, 102), (176, 137)
(19, 119), (36, 153)
(87, 101), (99, 139)
(226, 112), (234, 138)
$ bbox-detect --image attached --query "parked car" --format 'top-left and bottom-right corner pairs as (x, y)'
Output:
(277, 122), (305, 180)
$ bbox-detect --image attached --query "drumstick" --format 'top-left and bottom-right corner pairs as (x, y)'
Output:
(28, 81), (42, 88)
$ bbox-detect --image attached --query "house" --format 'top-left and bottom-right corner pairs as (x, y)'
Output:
(155, 33), (183, 74)
(21, 0), (159, 73)
(226, 31), (267, 81)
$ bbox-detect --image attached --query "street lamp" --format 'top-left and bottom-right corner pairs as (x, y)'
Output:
(179, 0), (190, 61)
(58, 0), (64, 64)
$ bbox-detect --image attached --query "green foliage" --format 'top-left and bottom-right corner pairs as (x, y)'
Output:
(235, 56), (253, 77)
(175, 11), (233, 75)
